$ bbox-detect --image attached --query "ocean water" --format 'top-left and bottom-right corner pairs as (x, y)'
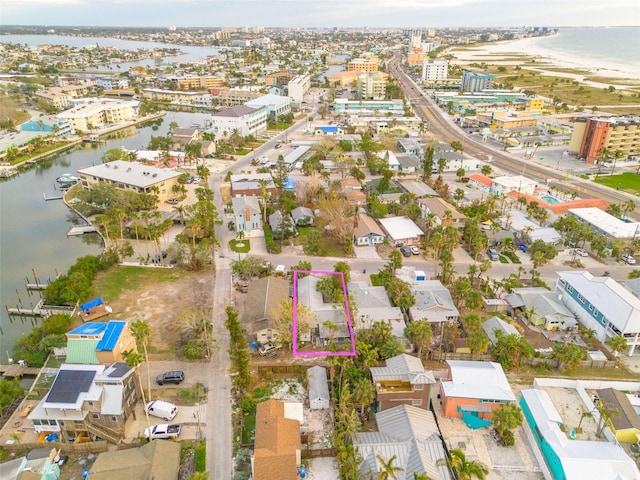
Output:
(534, 26), (640, 70)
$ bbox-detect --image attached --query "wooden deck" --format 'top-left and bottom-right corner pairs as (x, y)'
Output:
(79, 304), (112, 322)
(0, 364), (41, 378)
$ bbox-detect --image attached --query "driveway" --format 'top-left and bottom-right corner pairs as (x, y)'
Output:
(354, 245), (381, 259)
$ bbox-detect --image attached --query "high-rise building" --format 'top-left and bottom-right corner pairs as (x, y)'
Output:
(347, 57), (379, 73)
(357, 72), (386, 101)
(461, 71), (494, 93)
(421, 60), (448, 82)
(569, 116), (640, 164)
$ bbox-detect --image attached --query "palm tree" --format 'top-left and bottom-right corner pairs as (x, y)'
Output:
(123, 349), (151, 436)
(376, 454), (404, 480)
(447, 449), (489, 480)
(130, 320), (152, 401)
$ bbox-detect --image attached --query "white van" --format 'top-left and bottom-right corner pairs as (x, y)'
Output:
(146, 400), (178, 421)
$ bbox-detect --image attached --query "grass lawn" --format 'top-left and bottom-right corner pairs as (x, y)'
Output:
(498, 255), (509, 264)
(294, 226), (345, 257)
(242, 411), (256, 444)
(229, 239), (251, 253)
(94, 266), (186, 302)
(594, 172), (640, 194)
(503, 251), (522, 264)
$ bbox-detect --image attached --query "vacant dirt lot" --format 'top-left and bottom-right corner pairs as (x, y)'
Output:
(107, 266), (215, 358)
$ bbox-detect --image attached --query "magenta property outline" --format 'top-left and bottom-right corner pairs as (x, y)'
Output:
(292, 270), (356, 357)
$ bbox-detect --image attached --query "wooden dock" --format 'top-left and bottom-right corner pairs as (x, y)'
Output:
(67, 225), (98, 236)
(0, 364), (42, 378)
(6, 299), (75, 318)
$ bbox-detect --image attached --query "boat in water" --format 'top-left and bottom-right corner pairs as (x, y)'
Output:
(56, 173), (80, 185)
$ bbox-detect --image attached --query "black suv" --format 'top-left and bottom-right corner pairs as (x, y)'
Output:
(400, 247), (412, 257)
(156, 371), (184, 385)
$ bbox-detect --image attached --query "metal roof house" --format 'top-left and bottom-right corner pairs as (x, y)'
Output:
(482, 316), (521, 345)
(88, 440), (181, 480)
(307, 366), (330, 410)
(520, 388), (640, 480)
(370, 354), (436, 412)
(354, 404), (452, 480)
(439, 360), (515, 418)
(555, 271), (640, 356)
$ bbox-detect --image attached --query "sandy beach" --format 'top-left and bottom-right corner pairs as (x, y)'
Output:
(450, 36), (640, 83)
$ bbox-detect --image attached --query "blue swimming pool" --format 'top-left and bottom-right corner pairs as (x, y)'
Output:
(541, 196), (560, 204)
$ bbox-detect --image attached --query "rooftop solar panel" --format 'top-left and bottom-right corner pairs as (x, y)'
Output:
(46, 370), (95, 404)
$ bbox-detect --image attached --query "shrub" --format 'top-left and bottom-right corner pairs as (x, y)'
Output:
(500, 429), (515, 446)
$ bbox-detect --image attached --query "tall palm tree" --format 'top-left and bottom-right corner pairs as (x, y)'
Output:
(447, 448), (489, 480)
(130, 320), (152, 401)
(376, 454), (404, 480)
(123, 349), (151, 437)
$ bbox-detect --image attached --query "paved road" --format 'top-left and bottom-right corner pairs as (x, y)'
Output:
(204, 103), (320, 477)
(388, 54), (640, 217)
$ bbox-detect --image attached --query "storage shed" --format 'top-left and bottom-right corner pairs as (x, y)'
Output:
(307, 366), (330, 410)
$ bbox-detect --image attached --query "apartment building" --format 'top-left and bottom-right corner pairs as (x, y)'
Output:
(77, 160), (181, 202)
(210, 104), (267, 137)
(177, 75), (225, 91)
(95, 76), (130, 90)
(421, 59), (448, 82)
(569, 116), (640, 164)
(35, 89), (70, 109)
(357, 72), (387, 101)
(265, 71), (296, 86)
(245, 93), (291, 117)
(407, 51), (425, 65)
(287, 75), (311, 104)
(347, 57), (379, 73)
(57, 98), (140, 132)
(461, 71), (494, 93)
(218, 89), (262, 107)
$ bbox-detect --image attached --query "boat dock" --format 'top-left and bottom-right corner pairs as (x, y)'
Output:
(43, 193), (64, 201)
(67, 225), (98, 236)
(6, 299), (75, 318)
(0, 364), (42, 378)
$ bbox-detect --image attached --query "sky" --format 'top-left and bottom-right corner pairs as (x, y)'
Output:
(2, 0), (639, 28)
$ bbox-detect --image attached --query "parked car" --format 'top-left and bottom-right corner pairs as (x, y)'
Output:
(146, 400), (178, 421)
(574, 248), (588, 257)
(487, 248), (499, 261)
(410, 246), (420, 255)
(156, 371), (184, 385)
(258, 342), (281, 356)
(144, 424), (181, 440)
(622, 254), (637, 265)
(165, 198), (179, 205)
(400, 247), (412, 257)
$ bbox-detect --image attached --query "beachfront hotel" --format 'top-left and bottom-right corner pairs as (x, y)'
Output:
(461, 71), (494, 93)
(569, 115), (640, 164)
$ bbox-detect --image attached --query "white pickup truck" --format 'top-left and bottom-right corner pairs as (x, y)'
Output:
(144, 423), (181, 440)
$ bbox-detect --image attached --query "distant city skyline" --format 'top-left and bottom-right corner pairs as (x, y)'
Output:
(3, 0), (639, 28)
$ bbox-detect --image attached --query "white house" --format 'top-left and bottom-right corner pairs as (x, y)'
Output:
(556, 271), (640, 356)
(210, 105), (267, 137)
(568, 207), (640, 239)
(307, 366), (330, 410)
(379, 216), (424, 247)
(491, 175), (537, 196)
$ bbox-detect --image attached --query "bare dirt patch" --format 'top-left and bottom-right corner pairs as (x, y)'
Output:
(108, 268), (214, 358)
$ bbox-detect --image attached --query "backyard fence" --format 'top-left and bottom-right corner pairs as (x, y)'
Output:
(301, 447), (336, 459)
(2, 440), (108, 454)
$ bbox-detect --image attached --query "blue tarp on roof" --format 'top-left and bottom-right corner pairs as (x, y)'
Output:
(283, 178), (297, 191)
(68, 322), (108, 336)
(96, 321), (126, 351)
(80, 297), (103, 311)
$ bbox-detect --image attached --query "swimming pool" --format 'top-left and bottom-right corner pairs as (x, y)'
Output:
(541, 196), (560, 204)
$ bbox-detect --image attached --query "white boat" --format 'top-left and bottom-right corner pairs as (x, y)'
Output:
(56, 173), (80, 185)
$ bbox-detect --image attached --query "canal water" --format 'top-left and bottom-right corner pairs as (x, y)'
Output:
(0, 111), (211, 362)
